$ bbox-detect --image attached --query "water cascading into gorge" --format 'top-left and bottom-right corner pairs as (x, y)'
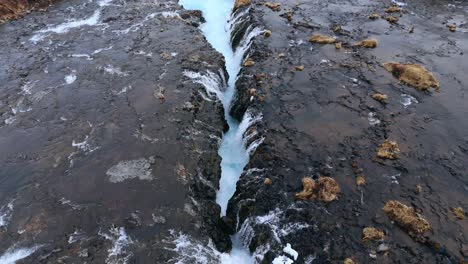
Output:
(179, 0), (262, 263)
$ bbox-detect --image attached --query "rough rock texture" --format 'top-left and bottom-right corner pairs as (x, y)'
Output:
(0, 0), (231, 262)
(227, 0), (468, 263)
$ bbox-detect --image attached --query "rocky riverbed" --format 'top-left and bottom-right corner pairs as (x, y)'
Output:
(0, 0), (467, 263)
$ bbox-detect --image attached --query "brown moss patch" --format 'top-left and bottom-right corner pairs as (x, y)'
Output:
(383, 62), (440, 91)
(295, 177), (340, 202)
(386, 16), (399, 23)
(355, 38), (378, 48)
(386, 5), (403, 13)
(335, 42), (342, 49)
(377, 140), (400, 160)
(369, 13), (380, 19)
(371, 93), (388, 102)
(451, 207), (465, 220)
(356, 176), (366, 186)
(264, 2), (281, 11)
(362, 227), (385, 241)
(383, 200), (431, 235)
(295, 65), (305, 71)
(233, 0), (251, 11)
(309, 34), (336, 44)
(0, 0), (57, 23)
(447, 24), (456, 32)
(244, 58), (255, 67)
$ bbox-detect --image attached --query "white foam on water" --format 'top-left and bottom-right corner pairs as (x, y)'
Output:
(72, 135), (99, 154)
(4, 116), (16, 125)
(103, 65), (129, 76)
(99, 227), (134, 264)
(391, 0), (407, 6)
(65, 73), (77, 84)
(0, 201), (14, 227)
(0, 245), (41, 264)
(92, 46), (113, 55)
(400, 93), (418, 108)
(368, 112), (381, 126)
(183, 70), (224, 101)
(272, 255), (294, 264)
(71, 54), (93, 60)
(283, 244), (298, 261)
(30, 0), (113, 42)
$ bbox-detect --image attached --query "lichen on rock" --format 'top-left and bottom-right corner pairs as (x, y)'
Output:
(383, 200), (431, 235)
(383, 62), (440, 91)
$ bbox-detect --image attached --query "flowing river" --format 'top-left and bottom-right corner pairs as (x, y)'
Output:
(179, 0), (260, 263)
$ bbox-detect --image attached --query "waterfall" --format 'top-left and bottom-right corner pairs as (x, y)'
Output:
(179, 0), (262, 263)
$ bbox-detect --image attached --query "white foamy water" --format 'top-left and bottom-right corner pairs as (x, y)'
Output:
(0, 245), (41, 264)
(0, 201), (14, 227)
(99, 227), (134, 264)
(65, 73), (77, 84)
(400, 93), (418, 108)
(30, 0), (113, 42)
(179, 0), (262, 263)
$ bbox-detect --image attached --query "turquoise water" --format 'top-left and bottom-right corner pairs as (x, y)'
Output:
(179, 0), (256, 262)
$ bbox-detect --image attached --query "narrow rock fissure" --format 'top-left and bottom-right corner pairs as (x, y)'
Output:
(179, 0), (261, 262)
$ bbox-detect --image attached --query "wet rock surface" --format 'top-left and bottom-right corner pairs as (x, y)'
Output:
(0, 0), (231, 262)
(1, 0), (467, 263)
(228, 0), (468, 263)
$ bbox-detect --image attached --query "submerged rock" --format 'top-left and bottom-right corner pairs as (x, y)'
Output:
(383, 200), (431, 235)
(383, 62), (440, 91)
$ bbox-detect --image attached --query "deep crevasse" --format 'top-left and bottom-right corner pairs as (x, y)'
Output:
(179, 0), (261, 263)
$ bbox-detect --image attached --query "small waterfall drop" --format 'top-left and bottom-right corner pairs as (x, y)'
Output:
(179, 0), (261, 263)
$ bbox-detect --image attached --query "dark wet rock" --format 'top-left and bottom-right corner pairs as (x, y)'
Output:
(226, 0), (468, 263)
(0, 0), (231, 262)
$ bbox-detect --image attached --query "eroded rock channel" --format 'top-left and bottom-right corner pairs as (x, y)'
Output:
(1, 0), (467, 263)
